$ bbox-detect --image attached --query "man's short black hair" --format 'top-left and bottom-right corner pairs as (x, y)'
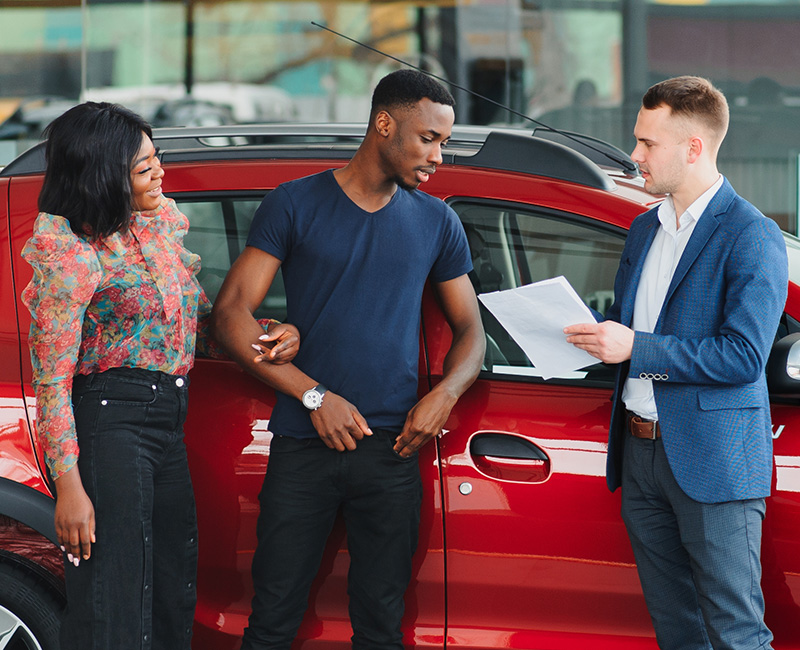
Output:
(370, 69), (455, 119)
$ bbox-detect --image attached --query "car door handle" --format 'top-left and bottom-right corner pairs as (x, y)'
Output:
(469, 433), (551, 482)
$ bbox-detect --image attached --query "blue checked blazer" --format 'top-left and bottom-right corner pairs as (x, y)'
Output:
(605, 178), (788, 503)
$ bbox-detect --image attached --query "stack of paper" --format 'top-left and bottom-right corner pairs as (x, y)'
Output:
(478, 276), (599, 380)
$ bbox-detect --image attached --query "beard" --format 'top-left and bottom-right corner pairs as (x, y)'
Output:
(393, 173), (420, 192)
(642, 166), (684, 196)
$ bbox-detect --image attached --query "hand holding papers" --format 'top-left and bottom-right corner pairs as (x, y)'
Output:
(478, 276), (598, 380)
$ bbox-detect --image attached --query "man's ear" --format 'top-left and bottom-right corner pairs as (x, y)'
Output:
(687, 135), (704, 164)
(373, 110), (393, 137)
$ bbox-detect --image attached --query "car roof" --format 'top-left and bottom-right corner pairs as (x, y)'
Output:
(1, 122), (639, 194)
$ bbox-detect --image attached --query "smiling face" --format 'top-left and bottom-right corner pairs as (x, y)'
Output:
(631, 105), (690, 197)
(381, 98), (455, 191)
(130, 133), (164, 211)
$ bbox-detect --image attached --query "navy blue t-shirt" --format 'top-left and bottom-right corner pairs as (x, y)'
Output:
(246, 169), (472, 438)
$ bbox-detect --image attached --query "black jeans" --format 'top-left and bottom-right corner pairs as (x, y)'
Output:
(61, 367), (198, 650)
(241, 429), (423, 650)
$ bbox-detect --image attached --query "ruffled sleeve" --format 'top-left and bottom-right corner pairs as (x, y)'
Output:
(21, 214), (102, 480)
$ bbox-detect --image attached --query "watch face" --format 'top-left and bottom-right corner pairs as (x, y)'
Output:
(303, 389), (322, 410)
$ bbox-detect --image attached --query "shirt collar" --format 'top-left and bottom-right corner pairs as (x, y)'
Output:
(657, 174), (723, 234)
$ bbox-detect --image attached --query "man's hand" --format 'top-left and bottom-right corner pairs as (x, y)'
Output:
(394, 389), (457, 458)
(252, 323), (300, 365)
(54, 467), (96, 567)
(310, 391), (373, 452)
(390, 274), (484, 458)
(564, 321), (634, 364)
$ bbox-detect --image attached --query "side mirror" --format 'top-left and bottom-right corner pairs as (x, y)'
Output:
(767, 333), (800, 394)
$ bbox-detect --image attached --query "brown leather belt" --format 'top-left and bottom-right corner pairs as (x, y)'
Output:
(626, 410), (661, 439)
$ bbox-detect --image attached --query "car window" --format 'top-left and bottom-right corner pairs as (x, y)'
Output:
(176, 194), (287, 323)
(451, 199), (625, 383)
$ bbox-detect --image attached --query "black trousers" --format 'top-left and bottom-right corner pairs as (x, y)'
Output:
(241, 429), (423, 650)
(61, 367), (198, 650)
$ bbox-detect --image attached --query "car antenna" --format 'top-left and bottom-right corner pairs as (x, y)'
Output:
(311, 21), (638, 174)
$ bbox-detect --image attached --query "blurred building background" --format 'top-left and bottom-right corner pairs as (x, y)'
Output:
(1, 0), (798, 232)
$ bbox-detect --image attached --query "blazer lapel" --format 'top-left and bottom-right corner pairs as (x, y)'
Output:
(660, 179), (734, 312)
(620, 211), (660, 326)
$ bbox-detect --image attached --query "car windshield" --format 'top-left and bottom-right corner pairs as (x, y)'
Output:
(784, 232), (800, 286)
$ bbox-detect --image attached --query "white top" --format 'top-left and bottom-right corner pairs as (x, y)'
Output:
(622, 175), (724, 420)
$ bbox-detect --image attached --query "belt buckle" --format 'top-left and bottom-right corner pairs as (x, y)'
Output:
(627, 412), (658, 440)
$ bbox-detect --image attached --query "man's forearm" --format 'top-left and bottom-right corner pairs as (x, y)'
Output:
(436, 321), (485, 399)
(211, 306), (313, 401)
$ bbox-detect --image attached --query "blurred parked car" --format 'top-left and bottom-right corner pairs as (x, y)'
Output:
(1, 123), (799, 649)
(0, 83), (296, 167)
(83, 82), (296, 123)
(0, 97), (78, 146)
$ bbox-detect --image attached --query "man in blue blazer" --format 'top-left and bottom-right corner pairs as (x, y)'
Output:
(566, 76), (787, 649)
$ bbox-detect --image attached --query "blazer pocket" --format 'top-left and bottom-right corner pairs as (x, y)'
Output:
(697, 385), (767, 411)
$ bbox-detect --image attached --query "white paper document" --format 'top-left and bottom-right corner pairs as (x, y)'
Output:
(478, 276), (599, 380)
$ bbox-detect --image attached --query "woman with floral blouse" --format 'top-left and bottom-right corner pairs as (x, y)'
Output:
(21, 102), (299, 650)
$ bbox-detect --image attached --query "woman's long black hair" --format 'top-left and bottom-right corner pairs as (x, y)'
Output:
(38, 101), (153, 240)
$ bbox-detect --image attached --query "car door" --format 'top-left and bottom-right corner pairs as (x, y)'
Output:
(424, 198), (658, 648)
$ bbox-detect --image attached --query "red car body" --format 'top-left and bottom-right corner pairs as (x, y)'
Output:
(1, 125), (799, 649)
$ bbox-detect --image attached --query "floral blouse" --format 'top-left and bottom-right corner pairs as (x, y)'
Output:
(23, 197), (219, 480)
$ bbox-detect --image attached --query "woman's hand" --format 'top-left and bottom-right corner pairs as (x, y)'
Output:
(53, 467), (96, 566)
(251, 323), (300, 365)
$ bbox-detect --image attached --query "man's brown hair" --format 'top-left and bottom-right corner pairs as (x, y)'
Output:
(642, 76), (729, 148)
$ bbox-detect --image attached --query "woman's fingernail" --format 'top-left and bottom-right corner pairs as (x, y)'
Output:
(251, 344), (262, 352)
(258, 334), (269, 341)
(67, 553), (74, 563)
(60, 545), (66, 552)
(74, 557), (80, 567)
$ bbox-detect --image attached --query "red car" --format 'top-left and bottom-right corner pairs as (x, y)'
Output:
(1, 124), (799, 649)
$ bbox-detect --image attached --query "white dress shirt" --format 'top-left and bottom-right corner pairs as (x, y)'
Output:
(622, 175), (724, 420)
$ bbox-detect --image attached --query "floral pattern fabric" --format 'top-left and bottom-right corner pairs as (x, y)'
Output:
(22, 197), (215, 480)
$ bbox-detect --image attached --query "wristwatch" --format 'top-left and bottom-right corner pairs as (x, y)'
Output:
(301, 384), (327, 411)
